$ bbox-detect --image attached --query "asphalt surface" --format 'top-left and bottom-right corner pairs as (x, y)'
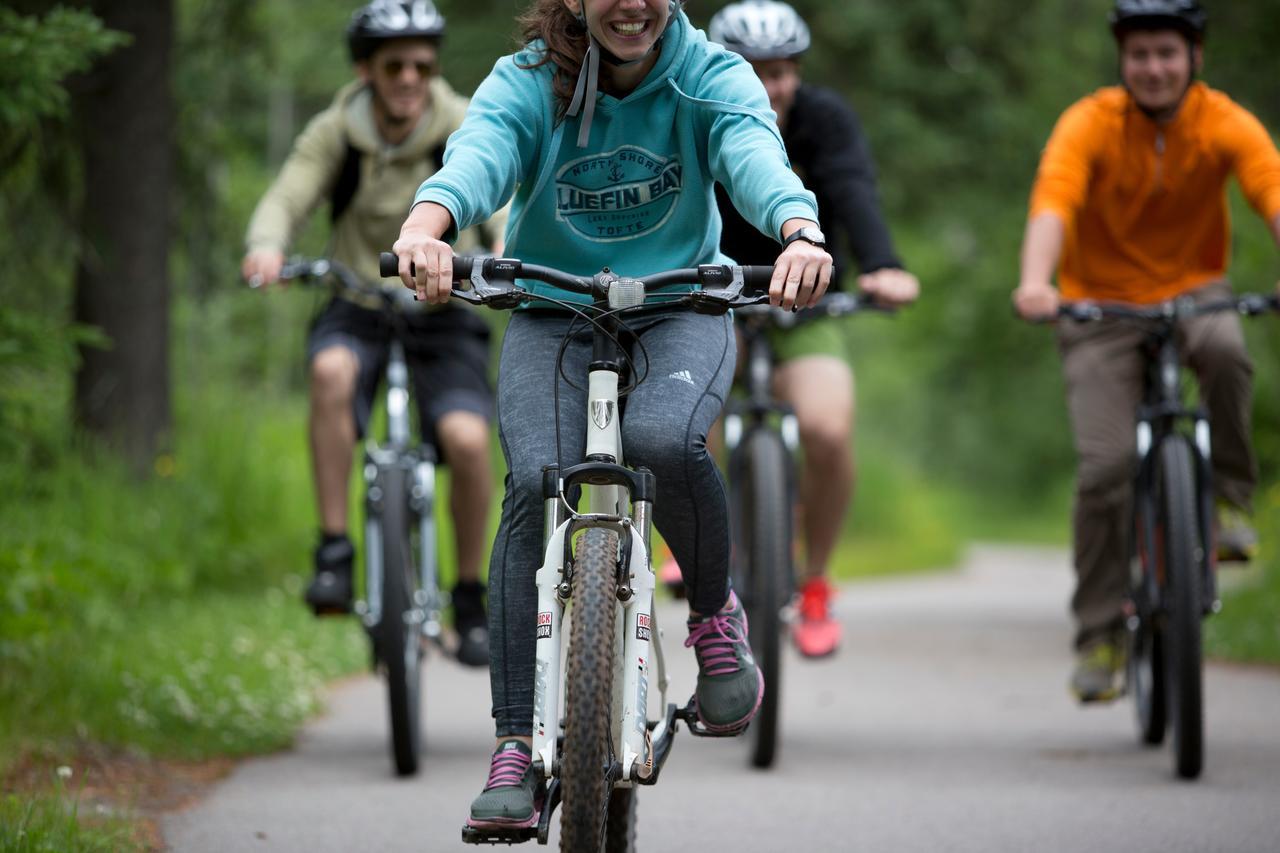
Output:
(162, 545), (1280, 852)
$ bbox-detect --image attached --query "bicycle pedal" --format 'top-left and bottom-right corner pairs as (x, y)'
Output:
(461, 825), (537, 845)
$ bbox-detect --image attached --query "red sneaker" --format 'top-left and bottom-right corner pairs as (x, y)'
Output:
(793, 576), (841, 658)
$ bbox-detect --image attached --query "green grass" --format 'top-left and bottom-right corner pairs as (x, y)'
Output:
(1, 774), (137, 853)
(0, 379), (368, 847)
(1207, 484), (1280, 664)
(1, 593), (366, 765)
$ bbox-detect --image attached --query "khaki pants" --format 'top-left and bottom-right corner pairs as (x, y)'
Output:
(1056, 282), (1256, 650)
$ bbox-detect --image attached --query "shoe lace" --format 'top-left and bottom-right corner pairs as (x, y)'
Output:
(483, 748), (530, 791)
(799, 579), (831, 622)
(685, 597), (748, 677)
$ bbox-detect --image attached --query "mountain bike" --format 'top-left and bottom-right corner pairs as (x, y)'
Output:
(273, 257), (448, 777)
(380, 252), (775, 849)
(1059, 291), (1276, 780)
(723, 293), (892, 769)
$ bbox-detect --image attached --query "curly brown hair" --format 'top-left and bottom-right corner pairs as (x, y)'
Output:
(515, 1), (685, 120)
(515, 0), (591, 120)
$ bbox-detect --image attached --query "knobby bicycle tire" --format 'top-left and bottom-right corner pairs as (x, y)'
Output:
(377, 464), (423, 777)
(1130, 483), (1167, 746)
(603, 786), (637, 853)
(735, 427), (790, 769)
(1157, 436), (1204, 779)
(560, 528), (620, 852)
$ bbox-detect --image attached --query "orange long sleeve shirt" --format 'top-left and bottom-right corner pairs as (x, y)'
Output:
(1029, 82), (1280, 303)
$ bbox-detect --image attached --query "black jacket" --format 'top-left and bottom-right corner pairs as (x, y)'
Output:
(716, 83), (901, 285)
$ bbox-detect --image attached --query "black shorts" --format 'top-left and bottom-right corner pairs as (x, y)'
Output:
(306, 297), (494, 452)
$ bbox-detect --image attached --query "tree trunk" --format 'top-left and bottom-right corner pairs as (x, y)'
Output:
(73, 0), (174, 473)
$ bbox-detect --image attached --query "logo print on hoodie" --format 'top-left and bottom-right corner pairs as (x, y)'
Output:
(556, 145), (683, 243)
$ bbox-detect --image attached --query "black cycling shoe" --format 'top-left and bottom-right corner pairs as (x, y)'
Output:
(305, 535), (355, 616)
(453, 580), (490, 667)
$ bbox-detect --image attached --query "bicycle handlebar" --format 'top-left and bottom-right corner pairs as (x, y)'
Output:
(379, 251), (778, 312)
(1057, 293), (1280, 323)
(733, 291), (898, 328)
(271, 257), (420, 310)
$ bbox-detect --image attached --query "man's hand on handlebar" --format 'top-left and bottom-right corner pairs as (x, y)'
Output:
(858, 267), (919, 307)
(242, 248), (285, 289)
(1012, 280), (1061, 321)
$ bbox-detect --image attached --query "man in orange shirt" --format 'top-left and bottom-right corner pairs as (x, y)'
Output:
(1014, 0), (1280, 702)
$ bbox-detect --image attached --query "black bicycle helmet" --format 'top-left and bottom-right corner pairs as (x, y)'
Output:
(1109, 0), (1206, 42)
(708, 0), (811, 62)
(347, 0), (446, 62)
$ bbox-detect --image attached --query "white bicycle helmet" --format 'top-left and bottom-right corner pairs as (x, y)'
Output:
(708, 0), (811, 61)
(347, 0), (446, 62)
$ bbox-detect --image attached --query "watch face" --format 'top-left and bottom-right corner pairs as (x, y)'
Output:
(807, 228), (825, 244)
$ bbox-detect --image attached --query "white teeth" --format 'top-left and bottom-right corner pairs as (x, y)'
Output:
(611, 21), (646, 36)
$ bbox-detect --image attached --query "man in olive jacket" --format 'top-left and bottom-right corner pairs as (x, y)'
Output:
(242, 0), (504, 666)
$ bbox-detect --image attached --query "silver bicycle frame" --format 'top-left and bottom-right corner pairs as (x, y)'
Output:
(357, 338), (443, 642)
(531, 365), (670, 786)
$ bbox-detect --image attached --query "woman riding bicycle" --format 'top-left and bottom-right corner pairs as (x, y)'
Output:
(391, 0), (832, 831)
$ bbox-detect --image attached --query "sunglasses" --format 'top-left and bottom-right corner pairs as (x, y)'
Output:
(378, 59), (437, 79)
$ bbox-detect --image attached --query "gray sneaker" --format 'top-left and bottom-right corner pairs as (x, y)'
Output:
(467, 740), (541, 830)
(685, 590), (764, 733)
(1070, 637), (1125, 704)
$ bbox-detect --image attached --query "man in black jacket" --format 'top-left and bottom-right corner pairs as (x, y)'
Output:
(709, 0), (919, 658)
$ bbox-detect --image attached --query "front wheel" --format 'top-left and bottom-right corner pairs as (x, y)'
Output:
(559, 528), (619, 852)
(603, 787), (637, 853)
(375, 464), (423, 777)
(1157, 436), (1204, 779)
(731, 427), (791, 769)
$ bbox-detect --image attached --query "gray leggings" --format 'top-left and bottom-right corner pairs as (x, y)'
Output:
(488, 308), (736, 737)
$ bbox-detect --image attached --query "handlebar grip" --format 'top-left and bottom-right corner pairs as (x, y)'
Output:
(379, 252), (476, 284)
(379, 252), (399, 278)
(740, 266), (775, 295)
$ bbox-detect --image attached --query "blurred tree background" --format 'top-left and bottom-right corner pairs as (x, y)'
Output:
(3, 0), (1280, 836)
(3, 0), (1278, 501)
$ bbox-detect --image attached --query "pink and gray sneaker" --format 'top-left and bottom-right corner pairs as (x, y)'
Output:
(685, 590), (764, 734)
(467, 740), (541, 830)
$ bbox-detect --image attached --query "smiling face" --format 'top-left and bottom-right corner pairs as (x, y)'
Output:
(359, 37), (439, 130)
(565, 0), (671, 65)
(1119, 29), (1200, 117)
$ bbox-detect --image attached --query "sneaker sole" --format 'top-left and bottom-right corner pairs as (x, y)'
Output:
(466, 810), (539, 831)
(1071, 685), (1121, 704)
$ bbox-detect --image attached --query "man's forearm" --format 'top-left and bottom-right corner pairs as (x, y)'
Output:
(1020, 212), (1066, 284)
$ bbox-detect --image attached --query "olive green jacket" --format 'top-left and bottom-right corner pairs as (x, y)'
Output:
(245, 77), (506, 292)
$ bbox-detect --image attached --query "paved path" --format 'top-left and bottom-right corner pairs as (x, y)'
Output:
(163, 545), (1280, 852)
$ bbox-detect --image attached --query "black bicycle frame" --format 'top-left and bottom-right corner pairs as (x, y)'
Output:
(1130, 326), (1216, 624)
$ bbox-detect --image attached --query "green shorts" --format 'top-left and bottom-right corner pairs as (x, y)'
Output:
(767, 315), (850, 363)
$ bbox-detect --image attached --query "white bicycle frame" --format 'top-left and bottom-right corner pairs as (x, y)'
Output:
(530, 365), (673, 787)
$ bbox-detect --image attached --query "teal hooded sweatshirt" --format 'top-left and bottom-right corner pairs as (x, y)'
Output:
(413, 9), (818, 304)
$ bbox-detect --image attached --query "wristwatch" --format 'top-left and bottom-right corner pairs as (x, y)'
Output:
(781, 225), (826, 249)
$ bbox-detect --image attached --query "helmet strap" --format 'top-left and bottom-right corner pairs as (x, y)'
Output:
(566, 3), (680, 147)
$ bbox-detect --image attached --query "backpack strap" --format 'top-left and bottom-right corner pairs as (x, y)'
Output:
(329, 139), (362, 224)
(330, 139), (447, 225)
